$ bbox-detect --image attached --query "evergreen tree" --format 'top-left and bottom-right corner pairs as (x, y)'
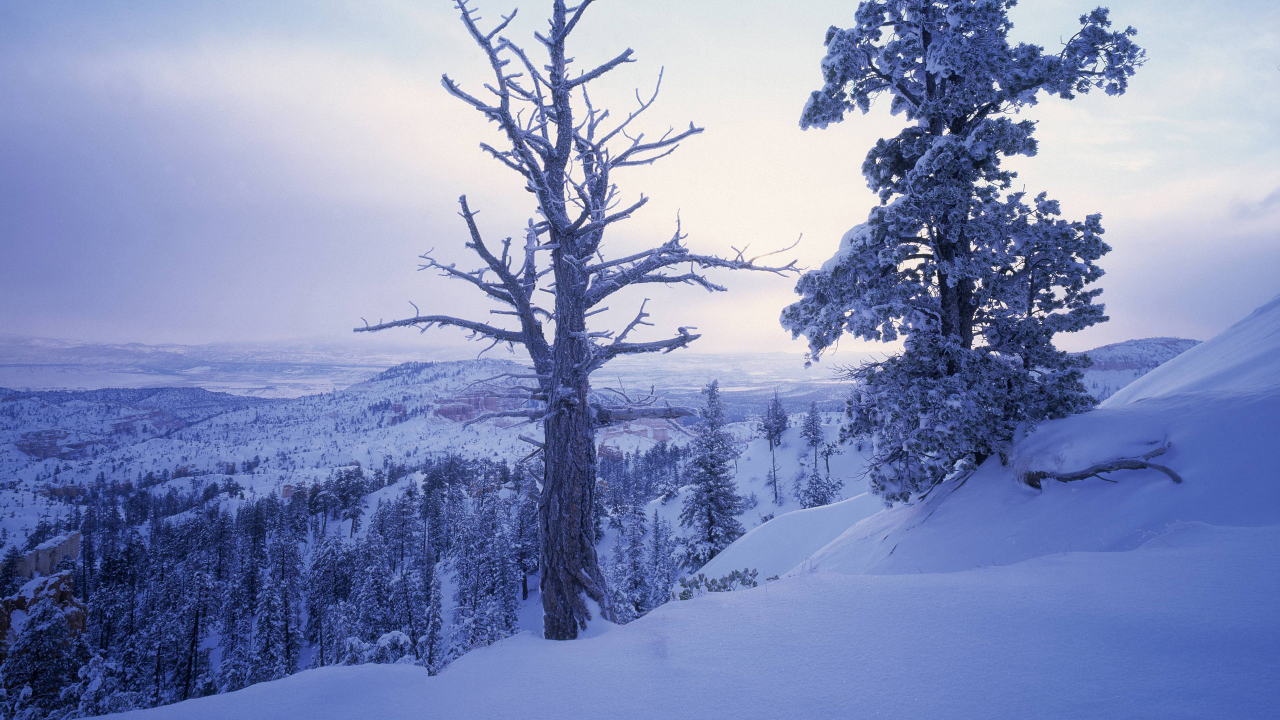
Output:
(0, 599), (78, 716)
(679, 381), (744, 570)
(447, 480), (518, 654)
(174, 568), (214, 702)
(353, 530), (397, 645)
(800, 464), (844, 509)
(800, 402), (823, 470)
(305, 531), (350, 668)
(64, 655), (141, 717)
(261, 524), (303, 679)
(759, 391), (790, 505)
(782, 0), (1143, 503)
(512, 465), (540, 601)
(607, 509), (650, 623)
(0, 544), (23, 597)
(646, 510), (679, 610)
(419, 562), (445, 675)
(387, 562), (429, 663)
(251, 567), (289, 684)
(489, 520), (521, 641)
(219, 612), (255, 693)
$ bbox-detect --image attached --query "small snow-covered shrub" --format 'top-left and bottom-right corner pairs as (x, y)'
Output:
(676, 568), (761, 601)
(369, 631), (414, 665)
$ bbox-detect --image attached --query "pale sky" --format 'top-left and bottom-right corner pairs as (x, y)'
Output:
(1, 0), (1277, 361)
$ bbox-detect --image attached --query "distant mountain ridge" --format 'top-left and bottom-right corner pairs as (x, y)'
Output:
(0, 336), (430, 398)
(1, 334), (1199, 407)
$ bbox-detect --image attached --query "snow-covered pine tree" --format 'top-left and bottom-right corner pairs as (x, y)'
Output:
(353, 529), (397, 650)
(679, 381), (745, 570)
(0, 544), (24, 596)
(759, 391), (789, 505)
(607, 508), (650, 623)
(800, 464), (843, 509)
(250, 566), (289, 684)
(490, 520), (521, 641)
(646, 510), (680, 611)
(800, 402), (823, 469)
(512, 464), (540, 601)
(218, 558), (256, 691)
(174, 568), (215, 702)
(447, 478), (519, 655)
(265, 523), (303, 678)
(304, 530), (350, 668)
(419, 562), (446, 675)
(64, 654), (141, 718)
(782, 0), (1143, 503)
(388, 546), (431, 664)
(0, 599), (79, 716)
(322, 601), (359, 667)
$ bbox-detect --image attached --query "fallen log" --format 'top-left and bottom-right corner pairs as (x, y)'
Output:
(1022, 444), (1183, 489)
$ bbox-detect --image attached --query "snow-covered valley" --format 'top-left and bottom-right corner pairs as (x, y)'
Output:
(1, 300), (1270, 719)
(67, 294), (1277, 720)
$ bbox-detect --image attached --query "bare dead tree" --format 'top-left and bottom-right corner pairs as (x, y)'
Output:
(355, 0), (795, 640)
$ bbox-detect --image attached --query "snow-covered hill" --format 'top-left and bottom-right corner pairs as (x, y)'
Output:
(110, 296), (1280, 719)
(0, 360), (551, 543)
(1103, 297), (1280, 404)
(1078, 336), (1199, 401)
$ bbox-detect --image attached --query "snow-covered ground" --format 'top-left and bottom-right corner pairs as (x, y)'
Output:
(109, 525), (1279, 720)
(105, 295), (1280, 720)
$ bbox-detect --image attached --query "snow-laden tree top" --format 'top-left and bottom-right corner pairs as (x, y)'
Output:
(801, 1), (1143, 133)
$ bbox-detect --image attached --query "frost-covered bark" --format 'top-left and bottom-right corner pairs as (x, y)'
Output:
(355, 1), (792, 640)
(782, 1), (1143, 502)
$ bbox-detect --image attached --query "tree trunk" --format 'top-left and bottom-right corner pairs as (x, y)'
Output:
(539, 245), (613, 638)
(769, 445), (779, 505)
(539, 366), (613, 639)
(539, 407), (612, 638)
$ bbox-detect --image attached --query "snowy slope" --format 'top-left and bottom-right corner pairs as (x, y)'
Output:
(1105, 293), (1280, 405)
(698, 491), (883, 579)
(109, 524), (1279, 720)
(104, 298), (1280, 720)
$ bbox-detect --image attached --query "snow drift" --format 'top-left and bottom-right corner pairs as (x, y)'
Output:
(805, 291), (1280, 577)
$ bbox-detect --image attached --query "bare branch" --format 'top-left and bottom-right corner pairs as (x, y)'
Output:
(419, 253), (516, 307)
(353, 314), (525, 345)
(591, 326), (700, 372)
(569, 48), (635, 87)
(461, 408), (545, 428)
(571, 195), (648, 237)
(611, 122), (703, 168)
(562, 0), (596, 38)
(585, 227), (799, 307)
(592, 403), (696, 426)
